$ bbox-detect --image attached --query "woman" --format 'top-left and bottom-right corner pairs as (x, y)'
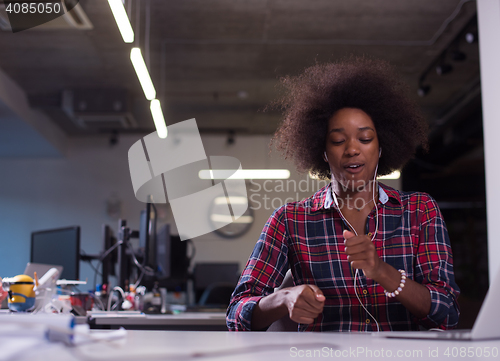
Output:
(226, 57), (460, 332)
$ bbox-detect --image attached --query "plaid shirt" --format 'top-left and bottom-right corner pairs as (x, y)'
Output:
(226, 182), (460, 331)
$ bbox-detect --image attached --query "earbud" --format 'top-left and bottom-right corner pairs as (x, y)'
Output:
(324, 151), (328, 162)
(379, 148), (382, 158)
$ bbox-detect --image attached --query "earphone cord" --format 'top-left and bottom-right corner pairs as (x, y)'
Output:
(336, 164), (380, 332)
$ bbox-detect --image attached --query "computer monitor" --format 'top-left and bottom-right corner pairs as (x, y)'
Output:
(140, 203), (157, 272)
(170, 234), (190, 279)
(193, 262), (240, 303)
(140, 225), (192, 290)
(156, 224), (171, 279)
(101, 224), (117, 286)
(31, 226), (81, 280)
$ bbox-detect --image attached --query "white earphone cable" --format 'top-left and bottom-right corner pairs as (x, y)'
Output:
(333, 162), (381, 332)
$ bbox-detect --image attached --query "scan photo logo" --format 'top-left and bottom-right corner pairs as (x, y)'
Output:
(128, 118), (249, 240)
(2, 0), (79, 33)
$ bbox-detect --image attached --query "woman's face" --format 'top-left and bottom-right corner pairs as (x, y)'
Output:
(324, 108), (380, 192)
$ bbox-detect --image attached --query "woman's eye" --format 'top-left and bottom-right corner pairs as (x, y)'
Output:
(360, 138), (373, 143)
(330, 140), (344, 145)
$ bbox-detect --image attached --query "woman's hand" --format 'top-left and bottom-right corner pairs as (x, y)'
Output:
(343, 229), (382, 280)
(284, 284), (325, 324)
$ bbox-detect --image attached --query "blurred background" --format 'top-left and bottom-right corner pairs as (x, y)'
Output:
(0, 0), (486, 326)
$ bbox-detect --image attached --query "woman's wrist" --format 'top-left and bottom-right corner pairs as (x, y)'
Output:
(370, 261), (400, 289)
(252, 289), (290, 330)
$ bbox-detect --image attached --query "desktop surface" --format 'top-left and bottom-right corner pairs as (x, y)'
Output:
(88, 310), (227, 331)
(4, 329), (500, 361)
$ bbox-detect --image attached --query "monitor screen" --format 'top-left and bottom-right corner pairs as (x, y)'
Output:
(101, 224), (117, 285)
(31, 226), (80, 280)
(156, 224), (171, 279)
(140, 203), (157, 271)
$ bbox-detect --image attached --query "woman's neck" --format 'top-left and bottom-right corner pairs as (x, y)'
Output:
(332, 180), (378, 211)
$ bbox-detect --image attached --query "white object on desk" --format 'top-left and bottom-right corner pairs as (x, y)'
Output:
(56, 279), (87, 286)
(37, 268), (60, 288)
(375, 265), (500, 341)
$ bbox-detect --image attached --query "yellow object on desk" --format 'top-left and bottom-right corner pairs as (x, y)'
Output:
(7, 275), (36, 312)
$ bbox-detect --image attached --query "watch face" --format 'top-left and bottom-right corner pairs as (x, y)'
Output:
(209, 195), (254, 238)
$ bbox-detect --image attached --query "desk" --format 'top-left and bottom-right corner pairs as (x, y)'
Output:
(88, 311), (228, 331)
(5, 330), (500, 361)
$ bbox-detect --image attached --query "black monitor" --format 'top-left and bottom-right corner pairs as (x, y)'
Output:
(156, 224), (171, 279)
(31, 226), (81, 280)
(101, 224), (117, 286)
(140, 203), (157, 272)
(193, 263), (239, 303)
(153, 227), (191, 280)
(140, 225), (192, 290)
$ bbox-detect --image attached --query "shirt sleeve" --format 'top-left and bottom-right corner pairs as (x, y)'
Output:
(226, 206), (290, 331)
(413, 194), (460, 329)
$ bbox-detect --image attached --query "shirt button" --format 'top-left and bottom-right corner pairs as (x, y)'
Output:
(362, 290), (368, 295)
(366, 319), (370, 324)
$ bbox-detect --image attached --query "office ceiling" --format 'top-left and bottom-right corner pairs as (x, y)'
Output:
(0, 0), (480, 138)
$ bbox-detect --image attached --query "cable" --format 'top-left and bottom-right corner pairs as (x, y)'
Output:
(100, 240), (123, 261)
(335, 163), (380, 332)
(92, 262), (101, 294)
(88, 291), (105, 311)
(87, 260), (102, 277)
(132, 270), (145, 289)
(107, 286), (127, 312)
(124, 240), (155, 276)
(92, 240), (123, 291)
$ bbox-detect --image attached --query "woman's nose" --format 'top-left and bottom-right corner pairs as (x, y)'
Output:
(344, 139), (360, 156)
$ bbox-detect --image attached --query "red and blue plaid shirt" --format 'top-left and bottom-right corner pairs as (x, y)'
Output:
(226, 182), (460, 331)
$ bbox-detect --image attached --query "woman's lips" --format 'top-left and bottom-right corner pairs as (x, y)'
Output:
(344, 164), (364, 174)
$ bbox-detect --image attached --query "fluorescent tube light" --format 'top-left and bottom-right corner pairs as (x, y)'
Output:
(108, 0), (134, 43)
(378, 170), (401, 180)
(309, 170), (401, 180)
(130, 48), (156, 100)
(150, 99), (168, 139)
(214, 196), (248, 205)
(199, 169), (290, 180)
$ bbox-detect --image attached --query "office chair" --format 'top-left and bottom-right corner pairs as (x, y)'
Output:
(193, 262), (239, 304)
(198, 282), (235, 307)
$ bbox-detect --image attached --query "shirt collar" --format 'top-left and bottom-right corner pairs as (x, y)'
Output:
(319, 182), (396, 210)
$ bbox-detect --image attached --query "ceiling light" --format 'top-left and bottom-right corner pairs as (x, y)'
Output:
(214, 196), (248, 205)
(417, 85), (431, 97)
(150, 99), (167, 138)
(465, 31), (477, 44)
(108, 0), (134, 43)
(130, 48), (156, 100)
(378, 170), (401, 180)
(199, 169), (291, 180)
(237, 90), (248, 99)
(436, 64), (453, 75)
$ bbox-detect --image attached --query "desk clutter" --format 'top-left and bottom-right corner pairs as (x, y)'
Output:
(1, 200), (241, 316)
(0, 206), (241, 341)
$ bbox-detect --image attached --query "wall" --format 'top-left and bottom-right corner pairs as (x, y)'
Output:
(477, 0), (500, 281)
(0, 133), (400, 288)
